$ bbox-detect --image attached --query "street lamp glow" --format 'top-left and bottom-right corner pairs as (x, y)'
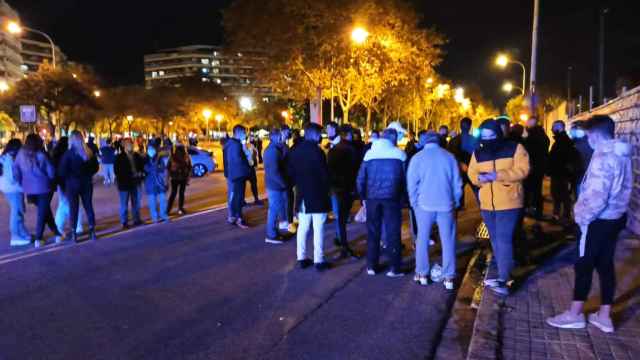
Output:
(126, 115), (134, 122)
(351, 27), (369, 45)
(502, 82), (514, 93)
(519, 113), (530, 122)
(6, 21), (22, 35)
(239, 96), (254, 111)
(496, 54), (509, 67)
(426, 77), (434, 85)
(0, 81), (9, 93)
(215, 114), (223, 122)
(281, 110), (289, 119)
(93, 90), (101, 98)
(202, 109), (212, 120)
(454, 87), (465, 103)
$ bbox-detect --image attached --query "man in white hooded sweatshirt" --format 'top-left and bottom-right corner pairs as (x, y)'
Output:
(547, 115), (632, 334)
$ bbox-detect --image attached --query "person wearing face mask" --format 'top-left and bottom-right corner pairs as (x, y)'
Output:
(287, 123), (332, 271)
(547, 120), (579, 224)
(523, 117), (550, 219)
(143, 143), (169, 223)
(223, 125), (252, 229)
(357, 123), (408, 278)
(569, 121), (594, 196)
(114, 138), (145, 229)
(468, 119), (530, 295)
(438, 125), (450, 148)
(547, 115), (632, 334)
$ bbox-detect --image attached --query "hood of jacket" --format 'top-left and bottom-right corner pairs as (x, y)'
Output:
(364, 138), (406, 162)
(597, 139), (631, 157)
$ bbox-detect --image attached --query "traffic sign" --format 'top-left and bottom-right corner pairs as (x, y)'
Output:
(19, 105), (37, 123)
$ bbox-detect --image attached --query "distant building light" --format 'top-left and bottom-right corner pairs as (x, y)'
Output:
(20, 64), (28, 72)
(158, 70), (165, 76)
(262, 97), (270, 103)
(237, 52), (243, 57)
(213, 51), (219, 57)
(239, 96), (254, 111)
(202, 68), (209, 74)
(152, 71), (158, 78)
(215, 78), (222, 84)
(201, 58), (210, 64)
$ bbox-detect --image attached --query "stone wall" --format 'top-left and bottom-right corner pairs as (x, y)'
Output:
(571, 85), (640, 234)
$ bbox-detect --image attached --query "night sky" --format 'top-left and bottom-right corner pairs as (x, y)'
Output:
(10, 0), (640, 108)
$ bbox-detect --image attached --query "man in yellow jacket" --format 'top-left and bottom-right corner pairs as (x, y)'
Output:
(468, 119), (530, 295)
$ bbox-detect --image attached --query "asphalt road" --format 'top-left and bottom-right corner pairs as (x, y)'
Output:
(0, 166), (482, 359)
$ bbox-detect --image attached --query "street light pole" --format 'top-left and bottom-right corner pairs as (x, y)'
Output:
(529, 0), (540, 114)
(7, 23), (56, 69)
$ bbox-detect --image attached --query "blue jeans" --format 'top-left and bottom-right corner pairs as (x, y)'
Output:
(119, 188), (141, 225)
(331, 192), (353, 248)
(3, 192), (29, 239)
(414, 208), (457, 279)
(147, 192), (168, 222)
(226, 178), (234, 220)
(481, 209), (521, 281)
(266, 189), (286, 239)
(229, 180), (245, 220)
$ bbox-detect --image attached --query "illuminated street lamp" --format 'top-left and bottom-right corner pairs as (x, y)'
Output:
(495, 53), (526, 96)
(6, 21), (57, 69)
(126, 115), (134, 136)
(502, 81), (524, 95)
(351, 27), (369, 45)
(202, 108), (212, 138)
(239, 96), (254, 112)
(93, 90), (101, 98)
(281, 110), (289, 120)
(519, 113), (530, 122)
(0, 80), (9, 93)
(215, 114), (223, 133)
(454, 87), (465, 103)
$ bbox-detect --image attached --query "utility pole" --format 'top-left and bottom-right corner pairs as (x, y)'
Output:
(529, 0), (540, 115)
(567, 66), (573, 116)
(599, 8), (609, 104)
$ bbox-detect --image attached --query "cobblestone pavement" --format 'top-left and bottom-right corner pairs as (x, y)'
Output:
(468, 222), (640, 360)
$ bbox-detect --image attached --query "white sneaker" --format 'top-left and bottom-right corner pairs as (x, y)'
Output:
(414, 273), (430, 286)
(366, 268), (376, 276)
(34, 240), (45, 248)
(278, 221), (290, 231)
(55, 236), (65, 244)
(588, 313), (614, 333)
(10, 237), (31, 247)
(386, 270), (405, 278)
(546, 311), (586, 329)
(484, 278), (501, 287)
(444, 279), (455, 291)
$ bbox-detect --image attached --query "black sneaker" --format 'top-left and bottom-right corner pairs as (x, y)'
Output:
(133, 220), (144, 227)
(122, 223), (130, 230)
(265, 236), (285, 245)
(315, 262), (331, 272)
(333, 238), (341, 247)
(297, 259), (313, 269)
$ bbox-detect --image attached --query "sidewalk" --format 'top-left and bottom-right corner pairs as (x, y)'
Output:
(468, 223), (640, 360)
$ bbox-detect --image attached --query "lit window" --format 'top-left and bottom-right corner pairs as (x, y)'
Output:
(212, 60), (220, 66)
(262, 97), (269, 103)
(152, 71), (158, 78)
(159, 71), (165, 76)
(213, 51), (219, 57)
(201, 58), (210, 64)
(202, 68), (209, 74)
(212, 68), (219, 74)
(202, 78), (211, 82)
(237, 52), (243, 57)
(20, 64), (28, 72)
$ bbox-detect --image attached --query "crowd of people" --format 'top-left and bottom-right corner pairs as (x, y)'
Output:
(0, 112), (632, 334)
(223, 114), (631, 333)
(0, 133), (195, 247)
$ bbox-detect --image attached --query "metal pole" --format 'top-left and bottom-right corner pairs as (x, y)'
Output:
(25, 27), (56, 69)
(589, 86), (594, 111)
(598, 8), (608, 104)
(529, 0), (540, 114)
(330, 56), (335, 123)
(567, 66), (572, 116)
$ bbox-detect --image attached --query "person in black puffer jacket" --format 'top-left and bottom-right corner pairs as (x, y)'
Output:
(58, 131), (100, 242)
(357, 125), (407, 277)
(547, 120), (578, 223)
(523, 118), (550, 219)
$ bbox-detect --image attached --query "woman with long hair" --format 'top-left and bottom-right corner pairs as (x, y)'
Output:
(58, 130), (99, 242)
(13, 134), (62, 247)
(0, 139), (31, 246)
(52, 137), (84, 237)
(167, 144), (192, 215)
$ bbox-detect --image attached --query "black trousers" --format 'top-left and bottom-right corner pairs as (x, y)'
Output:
(551, 176), (572, 219)
(245, 168), (259, 202)
(525, 173), (544, 217)
(366, 199), (402, 272)
(168, 179), (187, 212)
(67, 181), (96, 231)
(573, 215), (627, 305)
(28, 192), (60, 240)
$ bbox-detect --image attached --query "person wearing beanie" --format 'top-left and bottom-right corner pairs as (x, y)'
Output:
(407, 130), (463, 290)
(468, 119), (530, 295)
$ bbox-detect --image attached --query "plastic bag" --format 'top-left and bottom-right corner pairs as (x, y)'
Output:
(355, 202), (367, 223)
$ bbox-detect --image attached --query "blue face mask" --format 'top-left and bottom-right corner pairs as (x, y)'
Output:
(570, 129), (585, 139)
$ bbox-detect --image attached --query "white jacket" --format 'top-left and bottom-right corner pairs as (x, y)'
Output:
(0, 154), (23, 194)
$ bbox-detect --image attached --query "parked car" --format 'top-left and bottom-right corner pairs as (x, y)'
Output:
(188, 147), (216, 177)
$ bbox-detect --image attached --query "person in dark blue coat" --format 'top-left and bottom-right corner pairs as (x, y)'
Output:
(223, 125), (252, 228)
(58, 131), (99, 242)
(143, 143), (169, 223)
(263, 128), (288, 244)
